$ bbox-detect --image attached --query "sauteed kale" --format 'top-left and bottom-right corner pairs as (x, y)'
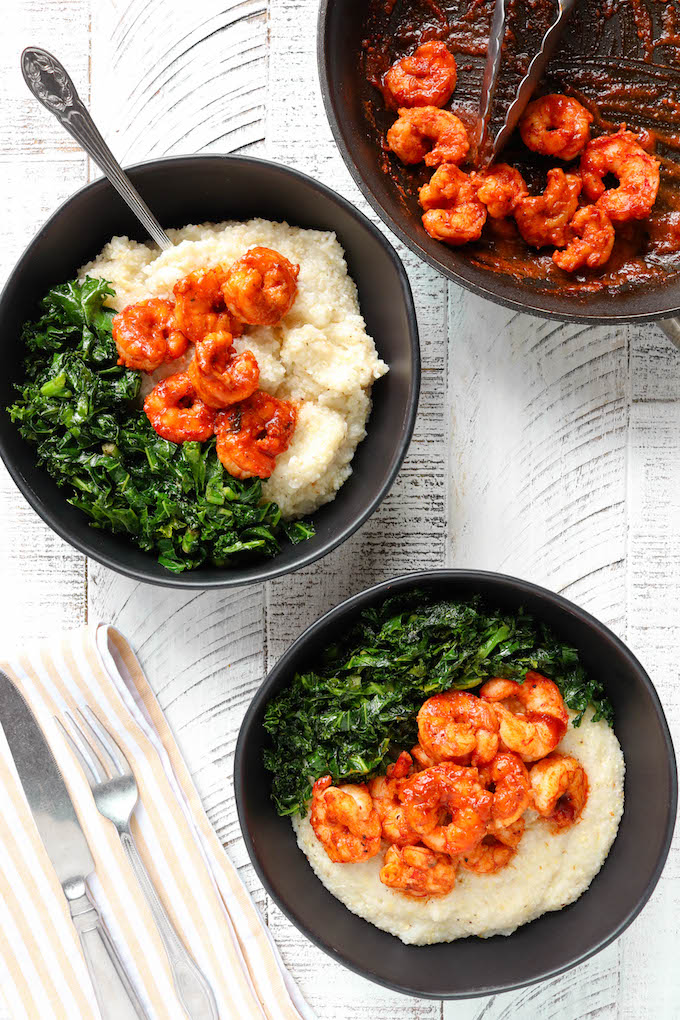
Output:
(8, 277), (313, 572)
(263, 594), (613, 816)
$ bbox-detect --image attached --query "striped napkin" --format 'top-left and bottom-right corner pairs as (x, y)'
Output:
(0, 625), (315, 1020)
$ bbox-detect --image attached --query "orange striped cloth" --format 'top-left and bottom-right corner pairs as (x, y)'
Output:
(0, 625), (314, 1020)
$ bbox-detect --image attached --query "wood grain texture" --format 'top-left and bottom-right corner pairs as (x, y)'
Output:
(0, 6), (89, 654)
(448, 293), (629, 630)
(88, 571), (268, 906)
(264, 4), (451, 1013)
(0, 6), (91, 1016)
(2, 0), (679, 1017)
(618, 391), (680, 1020)
(86, 2), (272, 916)
(444, 943), (620, 1020)
(89, 0), (268, 163)
(265, 0), (449, 654)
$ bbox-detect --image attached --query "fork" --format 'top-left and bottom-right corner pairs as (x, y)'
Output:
(58, 707), (218, 1020)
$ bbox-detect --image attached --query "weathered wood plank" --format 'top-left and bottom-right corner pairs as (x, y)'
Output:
(3, 0), (680, 1017)
(89, 0), (268, 163)
(617, 393), (680, 1020)
(87, 571), (268, 905)
(0, 8), (91, 1016)
(86, 0), (271, 909)
(3, 1), (91, 159)
(269, 902), (443, 1020)
(0, 9), (90, 649)
(265, 263), (449, 658)
(448, 291), (629, 630)
(444, 943), (620, 1020)
(264, 307), (449, 1014)
(445, 290), (631, 1016)
(264, 2), (450, 1015)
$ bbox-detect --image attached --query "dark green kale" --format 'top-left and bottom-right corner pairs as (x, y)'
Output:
(263, 593), (613, 815)
(8, 277), (314, 572)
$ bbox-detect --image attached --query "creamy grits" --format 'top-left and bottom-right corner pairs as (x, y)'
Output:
(292, 709), (624, 944)
(79, 219), (388, 518)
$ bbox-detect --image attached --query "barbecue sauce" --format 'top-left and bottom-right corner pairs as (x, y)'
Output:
(361, 0), (680, 295)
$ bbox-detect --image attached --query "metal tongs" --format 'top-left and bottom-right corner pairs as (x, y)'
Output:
(476, 0), (579, 165)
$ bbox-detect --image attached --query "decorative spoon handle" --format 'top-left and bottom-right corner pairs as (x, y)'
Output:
(21, 46), (172, 251)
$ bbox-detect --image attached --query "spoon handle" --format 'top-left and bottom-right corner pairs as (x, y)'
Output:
(21, 47), (172, 251)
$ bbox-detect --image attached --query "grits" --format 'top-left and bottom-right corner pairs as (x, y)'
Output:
(79, 219), (388, 518)
(292, 708), (624, 944)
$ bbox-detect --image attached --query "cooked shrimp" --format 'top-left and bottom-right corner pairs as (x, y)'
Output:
(580, 129), (660, 222)
(380, 844), (457, 898)
(143, 372), (216, 443)
(399, 762), (492, 855)
(514, 168), (582, 247)
(417, 691), (499, 766)
(530, 753), (589, 831)
(420, 164), (487, 245)
(410, 743), (438, 771)
(519, 95), (593, 161)
(384, 41), (457, 109)
(214, 390), (297, 479)
(112, 298), (188, 372)
(368, 752), (421, 847)
(188, 332), (260, 409)
(553, 206), (615, 272)
(387, 107), (469, 167)
(479, 673), (569, 762)
(459, 818), (525, 874)
(173, 267), (242, 344)
(472, 163), (528, 219)
(310, 776), (381, 863)
(222, 247), (299, 326)
(479, 751), (530, 829)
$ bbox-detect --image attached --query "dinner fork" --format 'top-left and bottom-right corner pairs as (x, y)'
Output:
(58, 707), (218, 1020)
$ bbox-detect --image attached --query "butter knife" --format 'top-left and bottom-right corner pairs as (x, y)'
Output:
(0, 670), (148, 1020)
(477, 0), (579, 165)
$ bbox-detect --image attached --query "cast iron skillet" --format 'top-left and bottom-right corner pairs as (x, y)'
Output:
(318, 0), (680, 341)
(0, 155), (419, 589)
(235, 569), (677, 999)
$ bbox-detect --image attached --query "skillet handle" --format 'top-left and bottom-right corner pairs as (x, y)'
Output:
(658, 318), (680, 351)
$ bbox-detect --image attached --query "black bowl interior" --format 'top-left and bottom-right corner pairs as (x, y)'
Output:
(318, 0), (680, 324)
(0, 156), (419, 588)
(235, 570), (677, 999)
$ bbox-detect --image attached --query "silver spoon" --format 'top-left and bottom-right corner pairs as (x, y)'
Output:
(21, 47), (172, 251)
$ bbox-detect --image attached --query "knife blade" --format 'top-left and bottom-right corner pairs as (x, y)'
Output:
(0, 670), (148, 1020)
(0, 670), (94, 889)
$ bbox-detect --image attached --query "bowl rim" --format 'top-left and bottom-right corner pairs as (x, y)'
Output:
(0, 152), (421, 589)
(316, 0), (680, 326)
(235, 567), (678, 999)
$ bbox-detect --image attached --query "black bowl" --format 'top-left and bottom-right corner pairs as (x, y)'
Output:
(317, 0), (680, 324)
(235, 569), (677, 999)
(0, 155), (419, 588)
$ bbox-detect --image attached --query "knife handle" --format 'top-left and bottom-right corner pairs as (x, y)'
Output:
(69, 891), (149, 1020)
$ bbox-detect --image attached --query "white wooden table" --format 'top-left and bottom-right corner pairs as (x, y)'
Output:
(3, 2), (679, 1017)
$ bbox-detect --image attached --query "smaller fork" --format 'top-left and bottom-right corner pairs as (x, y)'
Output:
(58, 707), (218, 1020)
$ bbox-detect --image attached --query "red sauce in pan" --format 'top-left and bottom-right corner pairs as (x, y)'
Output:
(361, 0), (680, 295)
